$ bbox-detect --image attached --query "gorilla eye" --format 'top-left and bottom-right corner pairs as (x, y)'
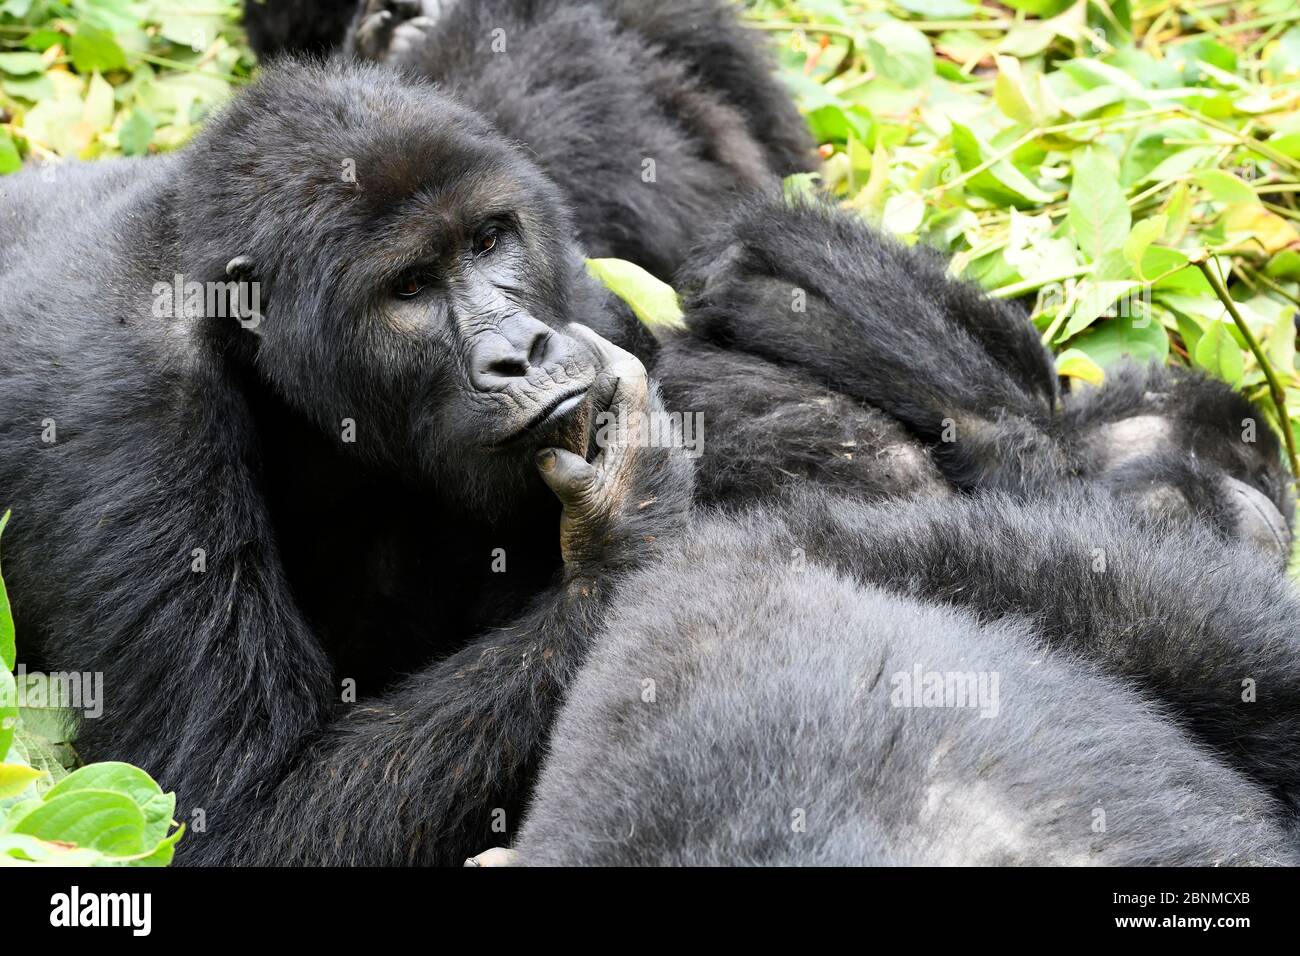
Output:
(474, 230), (498, 257)
(394, 274), (426, 299)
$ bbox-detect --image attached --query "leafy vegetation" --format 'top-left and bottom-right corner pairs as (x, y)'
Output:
(0, 511), (183, 865)
(0, 0), (252, 168)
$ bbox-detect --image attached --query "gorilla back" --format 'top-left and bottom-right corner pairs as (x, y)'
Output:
(515, 490), (1300, 865)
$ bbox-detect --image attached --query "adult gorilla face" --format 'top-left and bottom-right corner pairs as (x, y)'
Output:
(177, 61), (605, 511)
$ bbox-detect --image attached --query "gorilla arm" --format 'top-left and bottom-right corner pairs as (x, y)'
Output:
(183, 329), (694, 866)
(674, 197), (1066, 496)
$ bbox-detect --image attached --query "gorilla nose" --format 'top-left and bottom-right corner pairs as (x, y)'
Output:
(468, 315), (561, 391)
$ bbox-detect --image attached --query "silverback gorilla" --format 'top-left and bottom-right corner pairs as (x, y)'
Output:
(0, 59), (1294, 864)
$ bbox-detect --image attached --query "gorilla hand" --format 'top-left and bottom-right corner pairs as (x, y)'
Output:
(536, 324), (694, 577)
(349, 0), (442, 64)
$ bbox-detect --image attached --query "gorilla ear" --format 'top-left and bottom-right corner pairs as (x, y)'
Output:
(225, 255), (264, 338)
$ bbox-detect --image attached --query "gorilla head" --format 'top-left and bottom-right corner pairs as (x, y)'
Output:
(176, 61), (609, 513)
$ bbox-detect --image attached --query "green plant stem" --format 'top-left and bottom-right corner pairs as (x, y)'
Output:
(1193, 255), (1300, 484)
(1241, 264), (1300, 308)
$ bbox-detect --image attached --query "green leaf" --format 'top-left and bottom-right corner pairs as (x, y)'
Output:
(586, 259), (684, 330)
(1069, 148), (1131, 262)
(0, 673), (16, 765)
(1123, 216), (1167, 278)
(882, 191), (925, 235)
(0, 131), (19, 176)
(951, 122), (1055, 208)
(1194, 322), (1246, 386)
(0, 510), (13, 671)
(1066, 313), (1170, 369)
(866, 22), (935, 89)
(1000, 0), (1075, 15)
(0, 52), (46, 76)
(1266, 249), (1300, 282)
(47, 762), (173, 847)
(1193, 169), (1258, 206)
(1055, 347), (1106, 385)
(0, 763), (45, 799)
(10, 790), (146, 855)
(69, 25), (127, 74)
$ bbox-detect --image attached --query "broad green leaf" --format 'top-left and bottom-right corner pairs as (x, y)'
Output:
(0, 763), (45, 799)
(1194, 322), (1245, 386)
(1266, 310), (1297, 381)
(69, 25), (127, 74)
(1055, 348), (1105, 385)
(586, 259), (684, 331)
(994, 55), (1058, 127)
(866, 22), (934, 89)
(84, 73), (115, 134)
(1193, 170), (1258, 206)
(47, 762), (173, 848)
(1266, 249), (1300, 282)
(951, 122), (1055, 208)
(0, 52), (46, 76)
(1066, 313), (1170, 369)
(0, 832), (105, 865)
(1060, 278), (1142, 339)
(882, 191), (925, 235)
(1123, 216), (1167, 278)
(0, 131), (20, 175)
(10, 790), (146, 856)
(1069, 148), (1131, 262)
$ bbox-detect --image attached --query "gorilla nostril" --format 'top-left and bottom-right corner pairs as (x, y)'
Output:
(528, 330), (553, 368)
(485, 355), (530, 379)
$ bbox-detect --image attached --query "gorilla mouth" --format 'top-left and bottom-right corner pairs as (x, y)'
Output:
(511, 387), (591, 441)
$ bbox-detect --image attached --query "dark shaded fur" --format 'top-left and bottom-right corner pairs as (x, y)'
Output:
(339, 0), (815, 278)
(516, 489), (1300, 865)
(242, 0), (358, 59)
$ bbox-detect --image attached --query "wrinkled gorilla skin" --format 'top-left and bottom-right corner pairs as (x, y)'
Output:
(246, 0), (817, 279)
(0, 62), (694, 865)
(516, 489), (1300, 866)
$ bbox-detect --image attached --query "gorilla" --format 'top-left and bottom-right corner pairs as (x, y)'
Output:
(0, 57), (1292, 867)
(513, 487), (1300, 866)
(242, 0), (816, 279)
(656, 198), (1294, 558)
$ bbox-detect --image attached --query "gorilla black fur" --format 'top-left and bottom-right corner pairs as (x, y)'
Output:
(242, 0), (358, 59)
(515, 488), (1300, 865)
(247, 0), (817, 279)
(658, 197), (1294, 559)
(1, 58), (1294, 867)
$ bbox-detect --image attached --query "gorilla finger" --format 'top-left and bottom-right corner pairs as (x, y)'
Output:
(354, 10), (396, 59)
(390, 0), (423, 18)
(537, 448), (599, 509)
